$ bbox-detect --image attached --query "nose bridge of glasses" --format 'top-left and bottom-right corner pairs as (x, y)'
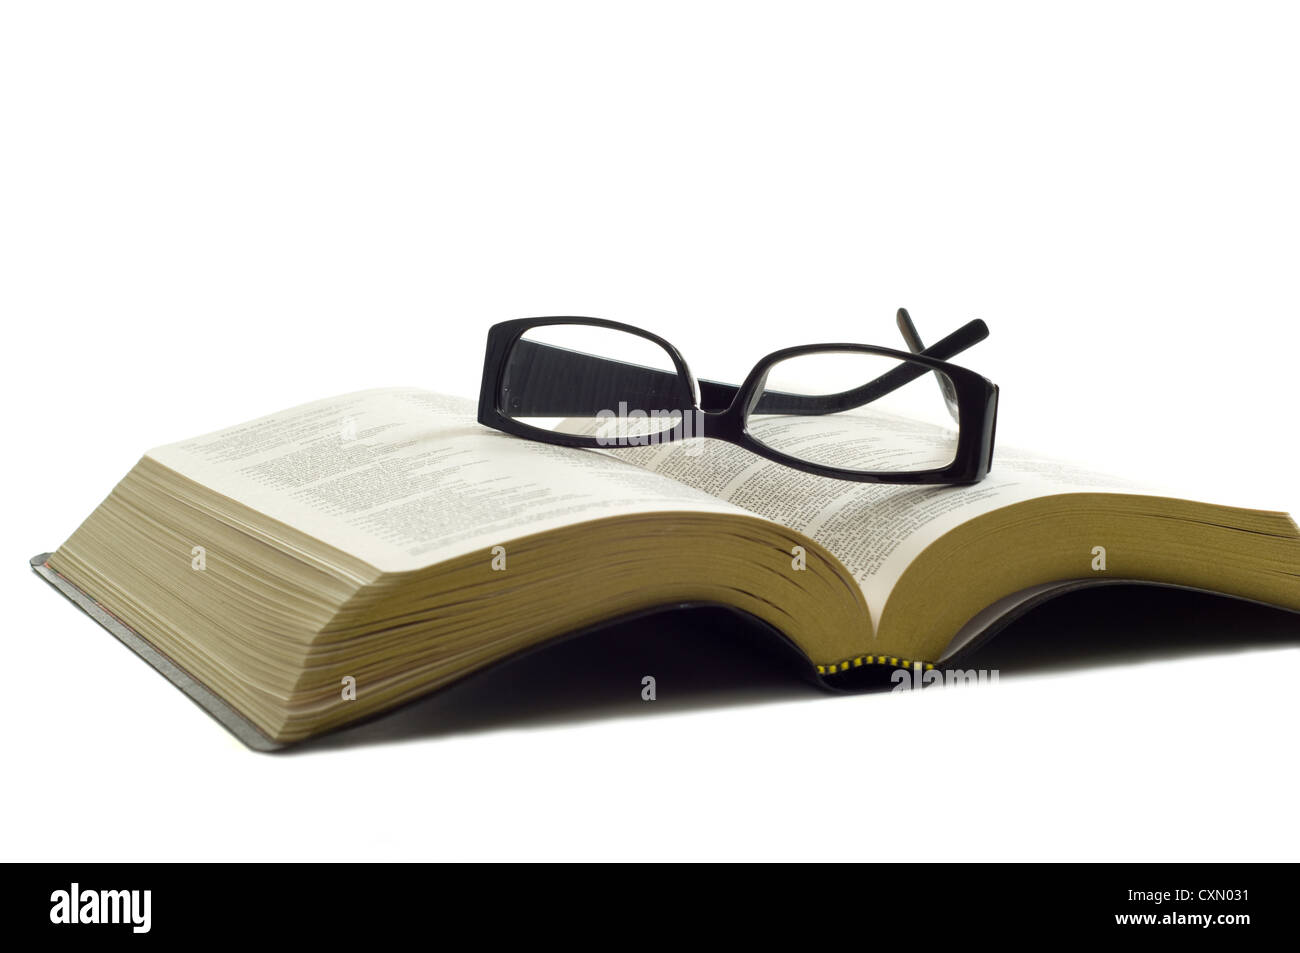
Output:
(697, 377), (740, 412)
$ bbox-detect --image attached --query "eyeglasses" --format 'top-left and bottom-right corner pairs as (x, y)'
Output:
(477, 308), (999, 484)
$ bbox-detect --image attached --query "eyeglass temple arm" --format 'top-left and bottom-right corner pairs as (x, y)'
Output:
(501, 340), (688, 418)
(717, 315), (988, 417)
(894, 307), (961, 421)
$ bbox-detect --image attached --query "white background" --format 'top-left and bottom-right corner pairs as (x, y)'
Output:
(3, 1), (1297, 861)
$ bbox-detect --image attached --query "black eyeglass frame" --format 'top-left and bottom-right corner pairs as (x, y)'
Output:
(477, 315), (999, 485)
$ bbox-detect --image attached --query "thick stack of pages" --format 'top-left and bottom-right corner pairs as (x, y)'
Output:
(45, 388), (1300, 745)
(47, 390), (863, 743)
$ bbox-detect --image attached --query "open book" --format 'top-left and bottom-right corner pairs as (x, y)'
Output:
(35, 387), (1300, 748)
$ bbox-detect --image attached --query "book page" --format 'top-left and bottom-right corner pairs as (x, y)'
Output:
(145, 388), (747, 573)
(596, 412), (1153, 614)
